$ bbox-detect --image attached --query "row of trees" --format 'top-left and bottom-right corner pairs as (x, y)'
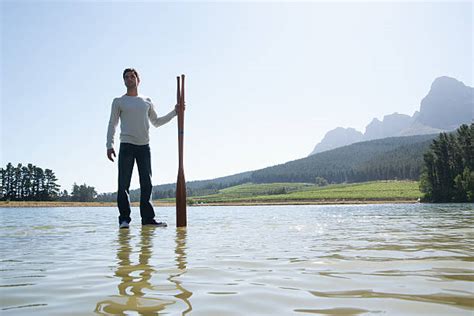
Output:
(58, 183), (98, 202)
(0, 163), (97, 202)
(0, 163), (60, 201)
(420, 124), (474, 202)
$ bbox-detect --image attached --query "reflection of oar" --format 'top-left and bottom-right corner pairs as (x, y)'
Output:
(176, 75), (187, 227)
(168, 227), (192, 314)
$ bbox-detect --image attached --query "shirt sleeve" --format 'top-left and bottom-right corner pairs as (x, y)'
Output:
(148, 98), (177, 128)
(106, 98), (120, 149)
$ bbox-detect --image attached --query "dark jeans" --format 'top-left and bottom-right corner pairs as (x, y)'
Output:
(117, 143), (155, 224)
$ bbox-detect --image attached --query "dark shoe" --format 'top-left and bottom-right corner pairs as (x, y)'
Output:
(142, 220), (167, 227)
(119, 221), (130, 229)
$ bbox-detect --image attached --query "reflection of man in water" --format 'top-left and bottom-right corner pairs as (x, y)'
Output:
(95, 228), (173, 314)
(95, 228), (192, 315)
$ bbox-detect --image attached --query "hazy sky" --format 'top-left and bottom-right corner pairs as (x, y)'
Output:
(1, 1), (472, 194)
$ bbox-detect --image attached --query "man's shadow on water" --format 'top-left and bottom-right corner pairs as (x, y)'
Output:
(95, 227), (192, 315)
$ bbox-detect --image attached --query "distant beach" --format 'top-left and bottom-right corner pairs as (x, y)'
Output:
(0, 199), (418, 208)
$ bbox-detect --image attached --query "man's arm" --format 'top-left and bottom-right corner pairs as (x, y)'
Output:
(148, 100), (178, 128)
(106, 99), (120, 162)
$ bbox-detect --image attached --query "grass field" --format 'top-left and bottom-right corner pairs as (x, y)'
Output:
(185, 180), (421, 205)
(0, 181), (421, 207)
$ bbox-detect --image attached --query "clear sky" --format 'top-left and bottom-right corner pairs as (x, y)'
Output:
(1, 1), (472, 194)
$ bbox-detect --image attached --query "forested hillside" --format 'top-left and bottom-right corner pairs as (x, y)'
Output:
(251, 134), (435, 184)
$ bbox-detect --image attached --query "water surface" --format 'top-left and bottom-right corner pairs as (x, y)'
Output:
(1, 204), (473, 315)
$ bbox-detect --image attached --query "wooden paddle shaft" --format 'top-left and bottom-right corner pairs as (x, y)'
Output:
(176, 74), (187, 227)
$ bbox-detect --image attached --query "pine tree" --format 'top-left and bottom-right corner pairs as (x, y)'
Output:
(44, 169), (60, 200)
(0, 168), (4, 199)
(420, 124), (474, 202)
(0, 163), (62, 201)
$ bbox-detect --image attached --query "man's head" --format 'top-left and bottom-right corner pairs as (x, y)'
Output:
(123, 68), (140, 89)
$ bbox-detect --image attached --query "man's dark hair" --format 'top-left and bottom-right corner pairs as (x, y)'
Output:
(123, 68), (140, 80)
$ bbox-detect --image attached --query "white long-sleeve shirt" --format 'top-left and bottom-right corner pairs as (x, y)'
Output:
(106, 95), (177, 149)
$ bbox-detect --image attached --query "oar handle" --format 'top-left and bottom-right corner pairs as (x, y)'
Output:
(180, 74), (185, 110)
(176, 76), (181, 106)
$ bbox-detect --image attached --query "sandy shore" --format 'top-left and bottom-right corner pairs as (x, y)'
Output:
(0, 199), (418, 208)
(191, 200), (418, 206)
(0, 201), (173, 208)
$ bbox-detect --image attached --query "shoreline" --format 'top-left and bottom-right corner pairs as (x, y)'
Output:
(0, 199), (418, 208)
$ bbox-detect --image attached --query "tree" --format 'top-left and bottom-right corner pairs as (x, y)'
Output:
(44, 169), (60, 200)
(0, 163), (61, 201)
(71, 183), (97, 202)
(420, 124), (474, 202)
(453, 168), (474, 202)
(58, 190), (70, 201)
(4, 163), (15, 200)
(0, 168), (4, 199)
(315, 176), (329, 187)
(420, 151), (435, 201)
(33, 167), (45, 200)
(21, 165), (32, 200)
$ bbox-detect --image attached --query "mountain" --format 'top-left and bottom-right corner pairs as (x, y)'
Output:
(363, 113), (412, 141)
(416, 76), (473, 130)
(309, 76), (473, 155)
(398, 120), (444, 136)
(310, 127), (363, 155)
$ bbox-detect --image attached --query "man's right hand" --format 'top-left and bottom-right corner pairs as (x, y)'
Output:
(107, 148), (116, 162)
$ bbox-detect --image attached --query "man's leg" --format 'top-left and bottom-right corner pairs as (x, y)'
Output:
(117, 143), (135, 224)
(136, 144), (156, 224)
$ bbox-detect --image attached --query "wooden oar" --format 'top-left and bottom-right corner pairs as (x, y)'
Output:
(176, 74), (187, 227)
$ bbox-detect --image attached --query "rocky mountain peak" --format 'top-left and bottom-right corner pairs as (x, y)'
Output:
(309, 76), (473, 156)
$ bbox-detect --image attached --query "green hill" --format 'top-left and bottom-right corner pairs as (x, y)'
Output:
(175, 180), (421, 204)
(250, 134), (436, 184)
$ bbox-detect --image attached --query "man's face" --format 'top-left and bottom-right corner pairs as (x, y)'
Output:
(124, 71), (139, 89)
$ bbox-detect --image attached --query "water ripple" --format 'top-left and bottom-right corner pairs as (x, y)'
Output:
(0, 204), (473, 315)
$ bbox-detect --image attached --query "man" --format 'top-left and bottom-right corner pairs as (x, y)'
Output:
(106, 68), (182, 229)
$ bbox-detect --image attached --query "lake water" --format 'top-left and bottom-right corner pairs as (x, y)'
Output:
(0, 204), (473, 315)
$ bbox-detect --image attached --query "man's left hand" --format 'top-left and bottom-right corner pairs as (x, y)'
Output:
(175, 103), (186, 113)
